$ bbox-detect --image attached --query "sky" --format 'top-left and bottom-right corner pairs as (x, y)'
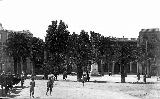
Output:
(0, 0), (160, 40)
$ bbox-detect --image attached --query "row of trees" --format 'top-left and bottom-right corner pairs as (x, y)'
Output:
(45, 20), (149, 82)
(4, 20), (154, 82)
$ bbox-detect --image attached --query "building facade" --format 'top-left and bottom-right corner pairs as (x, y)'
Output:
(0, 23), (14, 73)
(96, 29), (160, 76)
(94, 37), (139, 75)
(0, 23), (33, 74)
(139, 28), (160, 76)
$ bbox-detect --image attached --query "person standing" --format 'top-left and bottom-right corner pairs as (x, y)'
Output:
(21, 71), (24, 88)
(46, 77), (53, 95)
(109, 71), (112, 76)
(30, 77), (35, 98)
(86, 71), (90, 82)
(82, 74), (85, 86)
(137, 73), (140, 82)
(54, 71), (58, 80)
(63, 71), (67, 80)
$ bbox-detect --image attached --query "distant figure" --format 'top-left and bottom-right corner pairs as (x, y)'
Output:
(46, 77), (53, 95)
(137, 73), (140, 82)
(63, 71), (67, 80)
(30, 77), (35, 98)
(44, 73), (48, 80)
(82, 74), (85, 86)
(109, 71), (112, 76)
(124, 71), (127, 77)
(86, 71), (90, 82)
(54, 71), (58, 80)
(21, 71), (24, 88)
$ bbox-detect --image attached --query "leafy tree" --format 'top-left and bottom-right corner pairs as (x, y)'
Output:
(67, 30), (91, 81)
(90, 31), (102, 64)
(30, 37), (44, 74)
(45, 20), (70, 73)
(5, 31), (31, 75)
(115, 41), (139, 83)
(90, 31), (115, 75)
(66, 32), (79, 73)
(77, 30), (91, 80)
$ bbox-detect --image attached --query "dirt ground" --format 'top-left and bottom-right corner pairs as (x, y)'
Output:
(1, 75), (160, 99)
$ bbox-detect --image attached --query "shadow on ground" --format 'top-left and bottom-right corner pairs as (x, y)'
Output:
(60, 79), (109, 83)
(90, 80), (156, 84)
(90, 80), (108, 83)
(115, 82), (156, 84)
(0, 85), (29, 98)
(59, 79), (77, 82)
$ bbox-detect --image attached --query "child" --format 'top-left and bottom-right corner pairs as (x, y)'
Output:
(46, 77), (53, 95)
(30, 77), (35, 98)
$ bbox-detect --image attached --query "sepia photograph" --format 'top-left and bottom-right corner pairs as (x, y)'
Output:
(0, 0), (160, 98)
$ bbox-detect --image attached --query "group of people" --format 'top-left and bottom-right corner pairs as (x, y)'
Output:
(29, 70), (91, 98)
(30, 75), (55, 98)
(30, 70), (69, 98)
(137, 73), (147, 83)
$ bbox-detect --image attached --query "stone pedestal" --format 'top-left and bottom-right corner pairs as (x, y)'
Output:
(90, 63), (99, 76)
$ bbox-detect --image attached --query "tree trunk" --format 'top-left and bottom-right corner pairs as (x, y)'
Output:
(121, 64), (125, 83)
(22, 59), (27, 78)
(13, 58), (18, 75)
(101, 60), (104, 76)
(18, 60), (21, 75)
(32, 61), (35, 75)
(77, 64), (83, 81)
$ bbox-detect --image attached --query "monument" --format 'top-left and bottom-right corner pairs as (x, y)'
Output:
(90, 62), (99, 76)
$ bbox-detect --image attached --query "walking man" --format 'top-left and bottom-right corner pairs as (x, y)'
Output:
(46, 77), (54, 95)
(30, 77), (35, 98)
(86, 71), (90, 82)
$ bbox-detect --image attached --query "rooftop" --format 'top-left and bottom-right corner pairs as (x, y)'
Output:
(140, 28), (159, 33)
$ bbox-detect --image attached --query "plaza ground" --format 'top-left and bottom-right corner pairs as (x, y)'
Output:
(1, 74), (160, 99)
